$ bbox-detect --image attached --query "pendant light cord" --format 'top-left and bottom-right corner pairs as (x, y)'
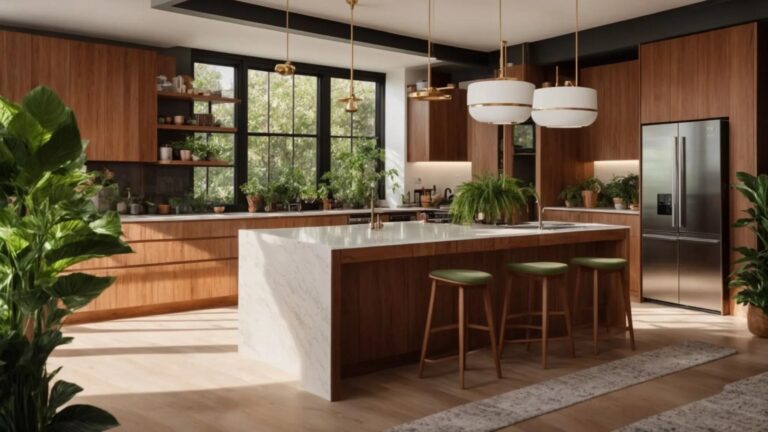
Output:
(285, 0), (290, 63)
(498, 0), (505, 78)
(575, 0), (579, 86)
(427, 0), (432, 88)
(349, 1), (355, 94)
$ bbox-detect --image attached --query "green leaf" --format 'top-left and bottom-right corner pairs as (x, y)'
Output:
(10, 289), (49, 315)
(45, 234), (132, 269)
(22, 86), (69, 132)
(48, 404), (119, 432)
(36, 110), (83, 171)
(48, 380), (84, 417)
(0, 96), (20, 126)
(89, 212), (122, 237)
(48, 273), (116, 310)
(7, 110), (48, 151)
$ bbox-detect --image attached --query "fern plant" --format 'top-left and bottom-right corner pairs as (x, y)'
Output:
(450, 174), (533, 225)
(731, 172), (768, 314)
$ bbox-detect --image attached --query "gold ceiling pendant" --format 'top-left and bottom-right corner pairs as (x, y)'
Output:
(339, 0), (362, 113)
(274, 0), (296, 76)
(408, 0), (454, 101)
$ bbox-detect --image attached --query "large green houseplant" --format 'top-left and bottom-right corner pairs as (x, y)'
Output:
(322, 141), (398, 208)
(450, 174), (533, 225)
(731, 172), (768, 337)
(0, 87), (132, 430)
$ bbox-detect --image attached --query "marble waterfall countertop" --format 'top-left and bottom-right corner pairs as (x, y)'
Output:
(243, 221), (629, 250)
(543, 206), (639, 215)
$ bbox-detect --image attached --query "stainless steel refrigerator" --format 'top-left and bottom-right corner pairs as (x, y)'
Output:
(641, 120), (728, 312)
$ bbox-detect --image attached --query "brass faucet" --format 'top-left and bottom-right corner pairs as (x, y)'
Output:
(369, 185), (383, 230)
(535, 197), (545, 230)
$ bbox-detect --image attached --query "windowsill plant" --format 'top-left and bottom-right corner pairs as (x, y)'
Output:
(322, 141), (398, 209)
(450, 174), (534, 225)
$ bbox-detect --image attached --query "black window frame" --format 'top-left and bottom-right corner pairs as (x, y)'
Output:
(192, 49), (386, 211)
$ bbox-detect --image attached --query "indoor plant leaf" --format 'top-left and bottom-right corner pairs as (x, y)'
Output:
(47, 273), (116, 311)
(47, 381), (83, 418)
(47, 404), (119, 432)
(22, 86), (69, 132)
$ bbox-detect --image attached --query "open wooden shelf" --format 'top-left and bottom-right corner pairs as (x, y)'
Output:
(156, 160), (233, 167)
(157, 124), (237, 133)
(158, 92), (241, 104)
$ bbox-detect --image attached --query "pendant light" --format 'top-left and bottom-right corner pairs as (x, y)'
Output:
(274, 0), (296, 76)
(339, 0), (362, 113)
(467, 0), (534, 125)
(531, 0), (597, 128)
(408, 0), (454, 101)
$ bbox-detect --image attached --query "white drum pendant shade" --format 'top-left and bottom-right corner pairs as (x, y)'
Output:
(467, 79), (535, 125)
(531, 86), (597, 128)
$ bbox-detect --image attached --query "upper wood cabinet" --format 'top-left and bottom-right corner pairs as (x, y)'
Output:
(407, 87), (468, 162)
(640, 25), (743, 124)
(0, 30), (157, 162)
(579, 60), (640, 161)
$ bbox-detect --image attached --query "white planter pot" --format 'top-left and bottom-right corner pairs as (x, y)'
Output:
(159, 147), (173, 161)
(179, 149), (192, 161)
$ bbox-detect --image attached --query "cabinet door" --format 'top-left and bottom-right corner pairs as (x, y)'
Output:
(124, 48), (157, 162)
(69, 41), (105, 160)
(31, 35), (71, 103)
(467, 116), (498, 176)
(640, 39), (673, 124)
(0, 31), (32, 103)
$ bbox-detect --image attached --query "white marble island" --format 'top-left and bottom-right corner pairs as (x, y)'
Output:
(239, 222), (629, 401)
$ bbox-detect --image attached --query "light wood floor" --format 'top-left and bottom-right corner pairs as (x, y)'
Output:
(53, 303), (767, 432)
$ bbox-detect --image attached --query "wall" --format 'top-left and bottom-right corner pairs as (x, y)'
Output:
(593, 160), (640, 184)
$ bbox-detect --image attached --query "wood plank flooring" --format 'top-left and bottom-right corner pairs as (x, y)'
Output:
(52, 303), (768, 431)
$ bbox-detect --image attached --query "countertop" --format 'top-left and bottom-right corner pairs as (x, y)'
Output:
(544, 206), (639, 215)
(242, 221), (628, 250)
(119, 207), (436, 223)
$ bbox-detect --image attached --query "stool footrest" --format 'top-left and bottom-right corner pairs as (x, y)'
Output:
(424, 349), (481, 364)
(429, 323), (492, 334)
(505, 311), (567, 320)
(501, 336), (573, 344)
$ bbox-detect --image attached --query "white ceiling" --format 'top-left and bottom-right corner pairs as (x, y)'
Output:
(242, 0), (704, 50)
(0, 0), (704, 73)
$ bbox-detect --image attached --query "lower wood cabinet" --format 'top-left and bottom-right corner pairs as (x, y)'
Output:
(67, 214), (349, 324)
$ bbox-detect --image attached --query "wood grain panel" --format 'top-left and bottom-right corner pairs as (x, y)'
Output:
(69, 40), (104, 161)
(468, 116), (498, 177)
(408, 88), (468, 161)
(536, 127), (592, 207)
(0, 31), (32, 102)
(124, 47), (157, 162)
(640, 39), (673, 124)
(31, 35), (71, 102)
(156, 54), (177, 78)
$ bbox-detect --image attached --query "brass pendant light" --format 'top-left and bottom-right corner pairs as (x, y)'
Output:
(339, 0), (362, 113)
(274, 0), (296, 76)
(408, 0), (454, 101)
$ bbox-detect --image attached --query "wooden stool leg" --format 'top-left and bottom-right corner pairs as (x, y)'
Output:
(573, 266), (582, 327)
(621, 266), (636, 351)
(561, 278), (576, 358)
(541, 277), (549, 369)
(498, 280), (511, 360)
(458, 286), (467, 389)
(419, 280), (437, 378)
(482, 286), (503, 379)
(592, 270), (599, 356)
(525, 279), (534, 352)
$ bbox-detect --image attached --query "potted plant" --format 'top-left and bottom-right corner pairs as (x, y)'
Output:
(89, 169), (119, 212)
(319, 183), (333, 210)
(145, 201), (157, 215)
(731, 172), (768, 337)
(0, 87), (131, 430)
(624, 173), (640, 210)
(299, 183), (320, 211)
(580, 177), (604, 209)
(169, 196), (186, 214)
(558, 184), (582, 208)
(240, 178), (266, 213)
(159, 143), (173, 161)
(450, 174), (533, 225)
(322, 141), (399, 208)
(603, 176), (627, 210)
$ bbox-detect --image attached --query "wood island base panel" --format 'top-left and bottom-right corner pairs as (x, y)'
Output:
(238, 222), (629, 401)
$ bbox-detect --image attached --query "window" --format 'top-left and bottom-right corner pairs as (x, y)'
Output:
(330, 78), (378, 166)
(191, 62), (236, 203)
(247, 70), (318, 184)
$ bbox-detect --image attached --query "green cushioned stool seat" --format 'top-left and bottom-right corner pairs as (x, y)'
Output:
(571, 257), (627, 271)
(507, 262), (568, 277)
(430, 269), (492, 286)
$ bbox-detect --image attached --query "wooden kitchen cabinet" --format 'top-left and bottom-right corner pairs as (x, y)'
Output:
(407, 87), (468, 161)
(580, 60), (640, 160)
(0, 30), (157, 162)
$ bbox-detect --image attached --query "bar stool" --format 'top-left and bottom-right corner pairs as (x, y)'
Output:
(571, 257), (636, 354)
(419, 269), (502, 389)
(499, 262), (575, 369)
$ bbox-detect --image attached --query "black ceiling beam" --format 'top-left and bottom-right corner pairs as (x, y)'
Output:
(503, 0), (768, 67)
(163, 0), (490, 66)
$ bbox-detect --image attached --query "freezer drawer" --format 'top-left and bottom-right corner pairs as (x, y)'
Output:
(642, 234), (679, 304)
(679, 236), (724, 312)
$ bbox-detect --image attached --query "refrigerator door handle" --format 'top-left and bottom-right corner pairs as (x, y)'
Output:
(680, 136), (686, 229)
(672, 137), (679, 229)
(642, 233), (678, 241)
(678, 236), (720, 244)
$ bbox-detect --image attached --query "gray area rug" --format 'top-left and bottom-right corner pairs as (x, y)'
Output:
(389, 341), (735, 432)
(617, 371), (768, 432)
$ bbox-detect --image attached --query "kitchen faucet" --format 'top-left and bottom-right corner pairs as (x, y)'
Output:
(369, 185), (383, 230)
(535, 195), (545, 230)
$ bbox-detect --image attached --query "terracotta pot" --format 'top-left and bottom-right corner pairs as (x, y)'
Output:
(246, 195), (262, 213)
(179, 149), (192, 161)
(157, 204), (171, 215)
(213, 206), (225, 214)
(564, 200), (574, 208)
(420, 195), (432, 207)
(747, 305), (768, 338)
(582, 190), (598, 208)
(322, 199), (333, 211)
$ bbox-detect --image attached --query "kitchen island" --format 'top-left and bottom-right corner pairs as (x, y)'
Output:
(239, 222), (629, 401)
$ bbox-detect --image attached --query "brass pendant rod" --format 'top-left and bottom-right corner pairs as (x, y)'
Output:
(575, 0), (579, 86)
(286, 0), (290, 63)
(427, 0), (432, 88)
(349, 1), (355, 94)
